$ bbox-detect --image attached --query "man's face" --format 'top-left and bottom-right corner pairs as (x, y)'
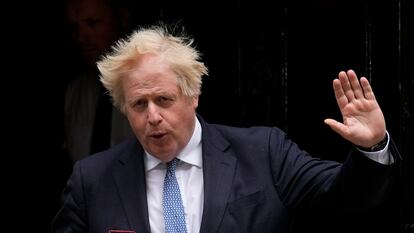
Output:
(123, 54), (198, 162)
(66, 0), (120, 68)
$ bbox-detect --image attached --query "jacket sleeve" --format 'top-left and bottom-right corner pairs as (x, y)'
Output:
(269, 127), (399, 213)
(51, 161), (88, 233)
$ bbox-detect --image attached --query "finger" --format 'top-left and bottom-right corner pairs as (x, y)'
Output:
(360, 77), (376, 100)
(333, 79), (348, 109)
(338, 71), (355, 102)
(324, 119), (349, 139)
(347, 70), (364, 99)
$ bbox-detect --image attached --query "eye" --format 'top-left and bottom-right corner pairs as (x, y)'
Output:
(159, 96), (170, 102)
(156, 96), (174, 107)
(85, 19), (99, 28)
(134, 99), (147, 109)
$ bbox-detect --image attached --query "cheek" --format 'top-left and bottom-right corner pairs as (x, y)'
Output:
(127, 112), (146, 131)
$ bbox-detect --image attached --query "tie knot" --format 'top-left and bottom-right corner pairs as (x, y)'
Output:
(166, 158), (178, 173)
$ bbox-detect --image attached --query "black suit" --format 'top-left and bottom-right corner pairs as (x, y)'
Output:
(52, 116), (397, 233)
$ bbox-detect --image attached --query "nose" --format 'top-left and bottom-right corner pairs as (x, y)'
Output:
(147, 102), (162, 125)
(77, 24), (93, 47)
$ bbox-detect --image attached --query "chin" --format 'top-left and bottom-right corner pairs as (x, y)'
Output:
(149, 148), (176, 161)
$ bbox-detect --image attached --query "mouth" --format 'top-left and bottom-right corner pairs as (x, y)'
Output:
(149, 131), (167, 139)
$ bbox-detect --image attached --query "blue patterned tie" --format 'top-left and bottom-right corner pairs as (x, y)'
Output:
(163, 158), (188, 233)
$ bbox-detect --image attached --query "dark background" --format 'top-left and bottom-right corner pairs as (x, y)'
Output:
(6, 0), (412, 232)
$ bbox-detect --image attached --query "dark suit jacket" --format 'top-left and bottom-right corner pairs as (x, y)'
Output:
(52, 117), (397, 233)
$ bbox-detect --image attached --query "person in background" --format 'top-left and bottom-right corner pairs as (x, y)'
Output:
(63, 0), (133, 162)
(52, 24), (400, 233)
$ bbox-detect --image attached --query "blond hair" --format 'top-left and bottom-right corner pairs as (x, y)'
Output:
(97, 25), (208, 113)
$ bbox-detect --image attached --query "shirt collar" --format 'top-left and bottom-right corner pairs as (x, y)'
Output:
(144, 116), (202, 172)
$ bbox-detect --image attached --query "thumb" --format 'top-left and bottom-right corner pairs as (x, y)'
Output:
(324, 118), (348, 139)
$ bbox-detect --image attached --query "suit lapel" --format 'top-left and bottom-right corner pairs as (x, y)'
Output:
(112, 141), (151, 233)
(199, 121), (237, 233)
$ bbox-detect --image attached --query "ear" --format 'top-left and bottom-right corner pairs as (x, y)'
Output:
(192, 95), (199, 109)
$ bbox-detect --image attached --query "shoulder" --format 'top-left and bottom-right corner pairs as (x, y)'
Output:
(73, 137), (141, 177)
(204, 121), (287, 146)
(65, 74), (100, 99)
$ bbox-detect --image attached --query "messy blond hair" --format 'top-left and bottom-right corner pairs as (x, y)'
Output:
(97, 25), (208, 113)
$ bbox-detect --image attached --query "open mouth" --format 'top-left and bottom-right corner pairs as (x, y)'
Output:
(150, 132), (167, 139)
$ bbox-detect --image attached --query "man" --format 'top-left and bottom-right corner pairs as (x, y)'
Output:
(63, 0), (133, 162)
(52, 25), (399, 233)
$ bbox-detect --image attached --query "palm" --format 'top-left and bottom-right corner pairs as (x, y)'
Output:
(324, 70), (386, 148)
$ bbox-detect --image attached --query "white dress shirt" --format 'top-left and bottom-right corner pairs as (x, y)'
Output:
(64, 73), (133, 162)
(145, 117), (203, 233)
(357, 131), (393, 164)
(144, 117), (393, 233)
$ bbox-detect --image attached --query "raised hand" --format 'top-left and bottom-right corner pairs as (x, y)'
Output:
(324, 70), (386, 148)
